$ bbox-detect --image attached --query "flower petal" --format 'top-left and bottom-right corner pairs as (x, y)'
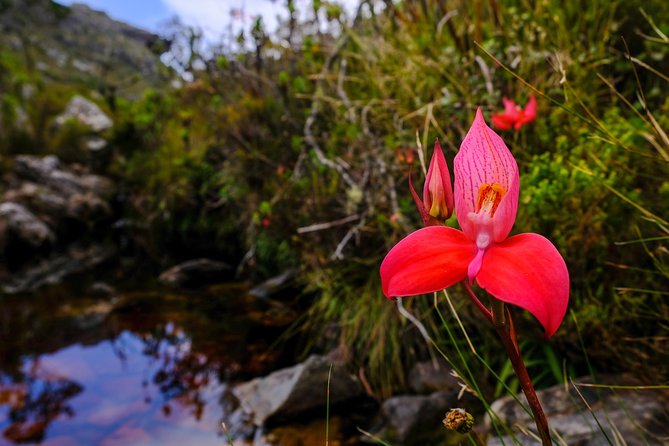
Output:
(454, 108), (519, 242)
(475, 233), (570, 338)
(381, 226), (476, 298)
(522, 94), (537, 122)
(491, 113), (515, 131)
(502, 98), (521, 120)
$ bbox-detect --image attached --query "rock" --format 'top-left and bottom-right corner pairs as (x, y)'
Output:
(14, 155), (114, 199)
(54, 95), (112, 132)
(248, 269), (297, 299)
(408, 359), (461, 394)
(159, 258), (233, 288)
(67, 301), (115, 330)
(375, 391), (458, 446)
(487, 377), (669, 446)
(231, 355), (365, 427)
(5, 155), (115, 236)
(0, 202), (55, 249)
(2, 243), (116, 294)
(66, 191), (112, 222)
(3, 182), (68, 224)
(84, 136), (107, 152)
(0, 155), (117, 278)
(90, 281), (115, 296)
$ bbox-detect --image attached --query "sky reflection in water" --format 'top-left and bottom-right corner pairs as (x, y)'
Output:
(0, 284), (291, 445)
(1, 329), (226, 446)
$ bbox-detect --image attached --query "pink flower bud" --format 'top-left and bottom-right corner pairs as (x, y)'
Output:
(423, 139), (454, 221)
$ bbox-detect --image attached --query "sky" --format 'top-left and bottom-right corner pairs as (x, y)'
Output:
(55, 0), (360, 41)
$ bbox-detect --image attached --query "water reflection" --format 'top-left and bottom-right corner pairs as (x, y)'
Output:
(0, 283), (294, 445)
(1, 366), (82, 444)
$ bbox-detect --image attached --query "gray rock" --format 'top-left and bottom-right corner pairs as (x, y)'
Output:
(66, 192), (112, 222)
(487, 378), (669, 445)
(6, 156), (115, 230)
(231, 355), (364, 427)
(2, 243), (115, 294)
(14, 155), (114, 199)
(159, 258), (232, 288)
(3, 182), (67, 221)
(84, 136), (107, 152)
(90, 281), (115, 296)
(248, 269), (297, 299)
(377, 391), (458, 446)
(409, 359), (460, 394)
(0, 202), (55, 249)
(70, 301), (115, 330)
(54, 95), (112, 132)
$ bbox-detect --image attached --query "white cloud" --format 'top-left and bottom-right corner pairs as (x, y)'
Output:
(160, 0), (361, 43)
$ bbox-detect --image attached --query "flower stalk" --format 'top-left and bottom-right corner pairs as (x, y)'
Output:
(490, 300), (552, 446)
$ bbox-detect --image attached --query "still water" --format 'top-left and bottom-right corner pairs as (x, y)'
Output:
(0, 281), (296, 445)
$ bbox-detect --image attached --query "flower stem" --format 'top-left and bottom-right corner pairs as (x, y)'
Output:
(491, 302), (552, 446)
(470, 429), (487, 446)
(461, 282), (493, 322)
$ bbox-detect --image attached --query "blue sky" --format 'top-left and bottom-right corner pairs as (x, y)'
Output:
(55, 0), (360, 41)
(56, 0), (170, 31)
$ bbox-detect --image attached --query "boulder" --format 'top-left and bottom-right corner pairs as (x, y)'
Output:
(375, 391), (459, 446)
(408, 359), (461, 395)
(487, 377), (669, 445)
(84, 136), (108, 152)
(248, 269), (297, 299)
(54, 95), (113, 133)
(231, 355), (365, 427)
(0, 202), (55, 249)
(2, 243), (116, 294)
(3, 182), (68, 225)
(66, 191), (112, 222)
(6, 155), (115, 228)
(13, 155), (114, 199)
(159, 258), (233, 288)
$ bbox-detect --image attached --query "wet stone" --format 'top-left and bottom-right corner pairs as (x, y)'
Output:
(487, 377), (669, 446)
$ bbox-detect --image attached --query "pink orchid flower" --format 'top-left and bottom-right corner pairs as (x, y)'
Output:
(409, 140), (454, 226)
(380, 109), (569, 337)
(492, 94), (537, 131)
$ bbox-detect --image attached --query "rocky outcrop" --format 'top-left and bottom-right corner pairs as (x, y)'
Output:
(0, 0), (170, 95)
(0, 202), (55, 250)
(1, 243), (116, 294)
(12, 155), (114, 199)
(486, 378), (669, 445)
(224, 355), (368, 443)
(0, 155), (117, 292)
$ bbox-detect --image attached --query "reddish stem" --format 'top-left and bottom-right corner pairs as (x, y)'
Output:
(491, 302), (552, 446)
(461, 281), (493, 322)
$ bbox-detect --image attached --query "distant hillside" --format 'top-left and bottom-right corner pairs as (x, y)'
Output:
(0, 0), (172, 96)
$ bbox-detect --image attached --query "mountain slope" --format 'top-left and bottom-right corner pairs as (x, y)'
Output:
(0, 0), (171, 95)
